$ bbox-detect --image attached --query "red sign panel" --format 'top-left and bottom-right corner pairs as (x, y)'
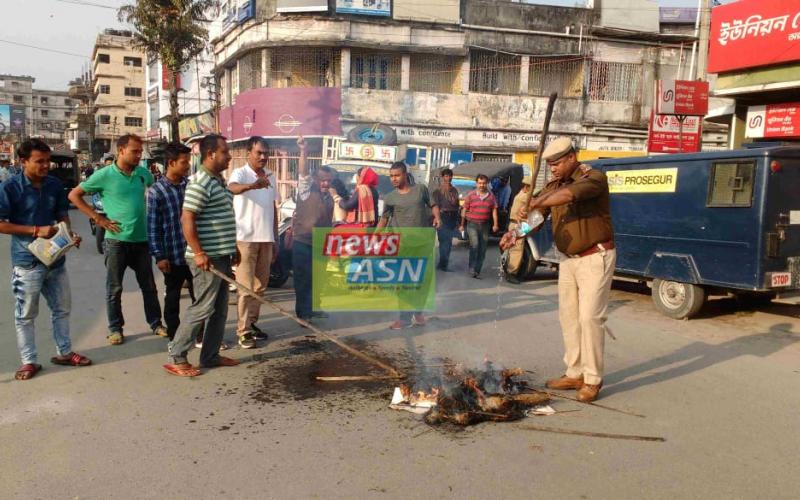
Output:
(218, 87), (342, 139)
(708, 0), (800, 73)
(745, 102), (800, 138)
(161, 67), (182, 91)
(655, 80), (709, 116)
(647, 112), (702, 154)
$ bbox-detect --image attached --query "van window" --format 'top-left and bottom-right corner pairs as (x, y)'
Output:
(707, 161), (755, 207)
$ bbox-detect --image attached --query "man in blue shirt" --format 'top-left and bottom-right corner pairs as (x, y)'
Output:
(146, 142), (196, 341)
(0, 139), (92, 381)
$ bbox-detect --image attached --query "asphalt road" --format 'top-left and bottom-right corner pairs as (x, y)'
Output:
(1, 214), (799, 499)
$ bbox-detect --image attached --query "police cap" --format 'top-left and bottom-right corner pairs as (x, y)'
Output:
(542, 137), (575, 162)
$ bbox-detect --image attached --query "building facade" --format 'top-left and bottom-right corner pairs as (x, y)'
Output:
(706, 0), (800, 148)
(0, 74), (35, 140)
(144, 54), (216, 145)
(30, 89), (72, 145)
(210, 0), (728, 177)
(91, 29), (147, 155)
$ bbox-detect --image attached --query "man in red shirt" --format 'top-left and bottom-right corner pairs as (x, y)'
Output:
(460, 174), (499, 278)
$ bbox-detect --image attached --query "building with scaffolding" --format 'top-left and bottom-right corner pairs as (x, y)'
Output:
(210, 0), (729, 178)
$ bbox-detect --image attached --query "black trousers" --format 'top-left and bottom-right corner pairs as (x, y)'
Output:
(163, 264), (196, 341)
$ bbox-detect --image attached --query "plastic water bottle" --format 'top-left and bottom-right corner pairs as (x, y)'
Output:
(515, 210), (544, 237)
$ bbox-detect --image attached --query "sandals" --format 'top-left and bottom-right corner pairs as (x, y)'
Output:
(51, 352), (92, 367)
(15, 363), (42, 381)
(202, 356), (240, 368)
(107, 332), (124, 345)
(163, 363), (201, 377)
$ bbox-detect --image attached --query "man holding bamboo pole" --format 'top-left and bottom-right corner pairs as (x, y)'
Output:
(519, 137), (615, 402)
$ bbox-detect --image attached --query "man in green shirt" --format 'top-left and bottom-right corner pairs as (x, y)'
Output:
(69, 134), (166, 345)
(164, 134), (240, 377)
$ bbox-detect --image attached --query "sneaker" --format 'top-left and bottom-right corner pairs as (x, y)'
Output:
(249, 323), (268, 340)
(389, 320), (411, 330)
(411, 314), (427, 327)
(152, 325), (168, 337)
(238, 332), (257, 349)
(472, 271), (481, 279)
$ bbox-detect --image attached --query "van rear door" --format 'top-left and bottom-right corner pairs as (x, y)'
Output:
(761, 151), (800, 291)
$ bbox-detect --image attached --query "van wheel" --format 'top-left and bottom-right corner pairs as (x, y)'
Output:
(652, 279), (705, 319)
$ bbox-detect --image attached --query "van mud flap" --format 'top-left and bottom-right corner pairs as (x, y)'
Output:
(645, 253), (701, 284)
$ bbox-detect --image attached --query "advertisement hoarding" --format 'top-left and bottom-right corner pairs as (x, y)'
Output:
(0, 105), (10, 135)
(647, 112), (702, 154)
(745, 102), (800, 138)
(336, 0), (391, 16)
(708, 0), (800, 73)
(10, 106), (25, 135)
(655, 80), (709, 116)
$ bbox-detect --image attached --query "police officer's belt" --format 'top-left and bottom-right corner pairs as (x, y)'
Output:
(568, 240), (615, 258)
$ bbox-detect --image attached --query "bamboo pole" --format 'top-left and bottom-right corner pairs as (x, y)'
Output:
(525, 92), (558, 208)
(208, 267), (404, 379)
(532, 389), (645, 419)
(520, 424), (665, 442)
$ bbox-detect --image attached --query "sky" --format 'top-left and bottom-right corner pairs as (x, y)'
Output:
(1, 0), (722, 90)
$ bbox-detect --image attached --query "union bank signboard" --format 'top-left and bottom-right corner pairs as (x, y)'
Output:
(708, 0), (800, 73)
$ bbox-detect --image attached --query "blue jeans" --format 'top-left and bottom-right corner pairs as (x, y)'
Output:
(12, 263), (72, 364)
(292, 241), (313, 319)
(467, 221), (490, 274)
(437, 211), (458, 270)
(168, 256), (231, 366)
(104, 239), (162, 333)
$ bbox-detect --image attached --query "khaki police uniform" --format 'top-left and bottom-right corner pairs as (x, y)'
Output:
(538, 139), (615, 386)
(506, 179), (531, 276)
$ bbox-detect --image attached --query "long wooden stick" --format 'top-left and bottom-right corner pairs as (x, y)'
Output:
(531, 389), (645, 419)
(520, 424), (665, 442)
(315, 375), (400, 382)
(209, 267), (404, 379)
(525, 92), (558, 206)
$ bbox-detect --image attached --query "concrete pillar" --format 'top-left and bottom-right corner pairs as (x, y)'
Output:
(401, 54), (411, 91)
(728, 105), (747, 149)
(341, 48), (351, 88)
(519, 56), (530, 95)
(460, 56), (471, 95)
(261, 48), (270, 88)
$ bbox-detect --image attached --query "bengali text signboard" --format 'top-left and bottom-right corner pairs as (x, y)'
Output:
(708, 0), (800, 73)
(647, 112), (701, 154)
(336, 0), (391, 16)
(746, 102), (800, 138)
(655, 80), (709, 116)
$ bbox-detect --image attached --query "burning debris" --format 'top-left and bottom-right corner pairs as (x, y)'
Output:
(391, 361), (550, 426)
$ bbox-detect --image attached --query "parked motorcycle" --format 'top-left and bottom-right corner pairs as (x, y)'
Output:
(88, 193), (106, 254)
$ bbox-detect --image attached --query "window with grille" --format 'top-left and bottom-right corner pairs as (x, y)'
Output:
(410, 54), (461, 94)
(41, 110), (49, 117)
(587, 61), (642, 102)
(98, 115), (111, 125)
(13, 95), (24, 103)
(41, 97), (49, 105)
(469, 50), (521, 95)
(707, 161), (755, 207)
(270, 47), (340, 88)
(529, 57), (584, 97)
(351, 50), (401, 91)
(99, 84), (110, 94)
(97, 53), (110, 64)
(125, 117), (143, 127)
(124, 57), (142, 67)
(124, 87), (142, 97)
(238, 50), (263, 93)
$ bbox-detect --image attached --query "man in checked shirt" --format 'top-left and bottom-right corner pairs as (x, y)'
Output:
(146, 143), (197, 341)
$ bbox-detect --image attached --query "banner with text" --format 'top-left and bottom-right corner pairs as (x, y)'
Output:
(312, 228), (436, 312)
(746, 102), (800, 138)
(336, 0), (391, 16)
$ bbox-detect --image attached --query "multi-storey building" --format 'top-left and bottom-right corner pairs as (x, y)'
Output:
(30, 89), (72, 145)
(91, 29), (147, 154)
(144, 54), (216, 144)
(66, 74), (96, 157)
(0, 74), (35, 138)
(210, 0), (728, 178)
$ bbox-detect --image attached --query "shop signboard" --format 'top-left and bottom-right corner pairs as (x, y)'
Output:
(10, 106), (26, 135)
(708, 0), (800, 73)
(161, 66), (182, 91)
(336, 0), (391, 16)
(277, 0), (328, 13)
(0, 105), (10, 135)
(655, 80), (709, 116)
(338, 142), (399, 162)
(745, 102), (800, 138)
(647, 112), (701, 154)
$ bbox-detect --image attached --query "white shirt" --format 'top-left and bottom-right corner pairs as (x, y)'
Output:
(229, 164), (281, 243)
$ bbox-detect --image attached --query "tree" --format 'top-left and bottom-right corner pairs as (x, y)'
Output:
(118, 0), (217, 142)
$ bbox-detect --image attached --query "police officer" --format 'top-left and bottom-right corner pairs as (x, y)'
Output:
(522, 137), (615, 402)
(504, 176), (532, 285)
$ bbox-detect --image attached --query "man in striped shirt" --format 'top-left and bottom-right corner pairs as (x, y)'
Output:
(147, 142), (194, 341)
(164, 135), (240, 377)
(460, 174), (499, 279)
